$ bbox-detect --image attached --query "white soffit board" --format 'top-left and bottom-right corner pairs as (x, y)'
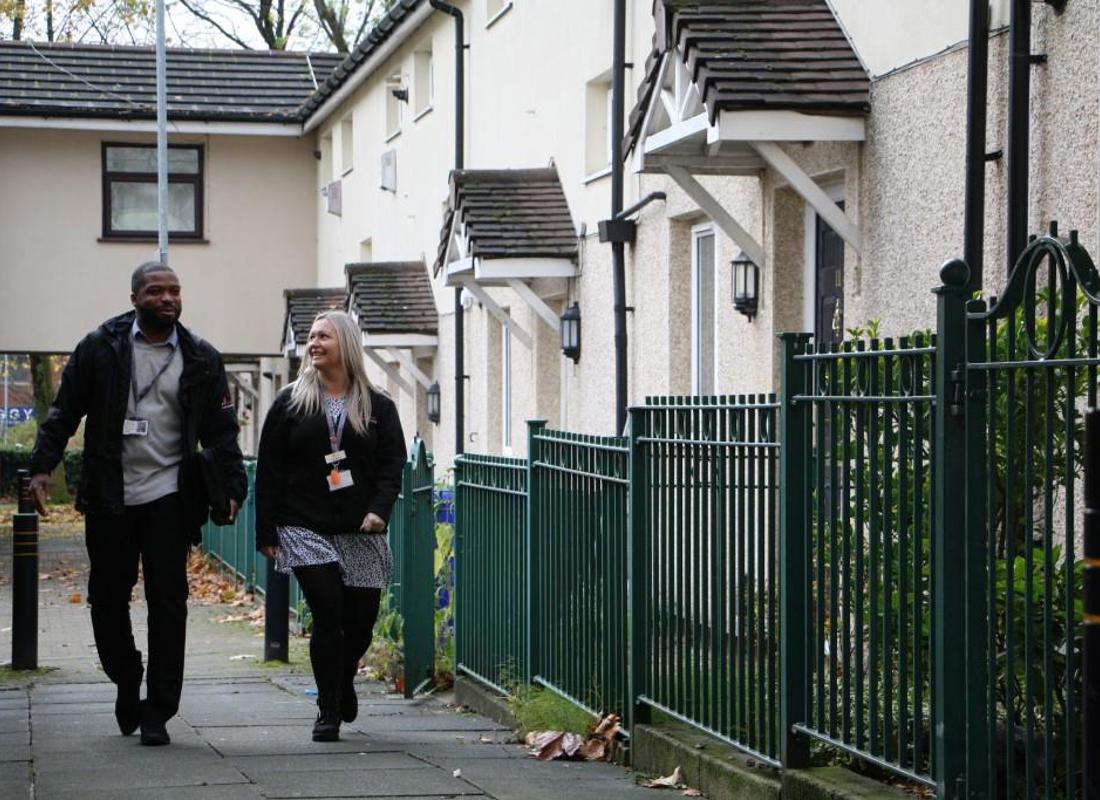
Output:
(474, 258), (577, 282)
(444, 256), (475, 286)
(717, 110), (865, 142)
(362, 333), (439, 348)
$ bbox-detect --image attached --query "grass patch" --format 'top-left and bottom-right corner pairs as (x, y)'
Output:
(508, 684), (594, 737)
(0, 665), (58, 684)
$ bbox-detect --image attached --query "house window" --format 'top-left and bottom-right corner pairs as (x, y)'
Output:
(691, 224), (717, 395)
(340, 115), (354, 174)
(385, 74), (403, 139)
(359, 237), (373, 262)
(102, 143), (203, 239)
(584, 74), (612, 178)
(320, 133), (333, 184)
(414, 45), (433, 116)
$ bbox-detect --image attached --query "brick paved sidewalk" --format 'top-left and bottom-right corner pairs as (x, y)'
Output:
(0, 520), (661, 800)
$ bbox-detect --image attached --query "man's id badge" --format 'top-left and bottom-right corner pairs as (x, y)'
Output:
(122, 418), (149, 437)
(327, 468), (354, 492)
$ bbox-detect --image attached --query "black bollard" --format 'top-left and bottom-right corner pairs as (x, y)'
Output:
(12, 469), (39, 670)
(263, 558), (289, 662)
(1085, 409), (1100, 800)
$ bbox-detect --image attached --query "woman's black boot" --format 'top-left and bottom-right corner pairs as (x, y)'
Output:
(312, 703), (341, 742)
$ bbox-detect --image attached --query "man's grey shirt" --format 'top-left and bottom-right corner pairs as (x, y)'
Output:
(122, 320), (184, 506)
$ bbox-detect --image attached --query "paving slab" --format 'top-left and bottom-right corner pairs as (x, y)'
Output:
(231, 752), (426, 775)
(34, 759), (250, 794)
(252, 766), (481, 798)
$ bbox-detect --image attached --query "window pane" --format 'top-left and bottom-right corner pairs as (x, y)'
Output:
(106, 146), (199, 174)
(696, 231), (716, 394)
(110, 181), (196, 233)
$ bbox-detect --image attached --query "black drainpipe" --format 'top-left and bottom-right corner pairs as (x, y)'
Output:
(1006, 0), (1032, 274)
(429, 0), (465, 455)
(611, 0), (627, 433)
(963, 0), (989, 292)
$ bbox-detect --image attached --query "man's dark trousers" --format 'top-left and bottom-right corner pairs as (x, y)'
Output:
(85, 493), (191, 724)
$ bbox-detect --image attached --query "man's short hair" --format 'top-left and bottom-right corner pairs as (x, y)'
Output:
(131, 261), (177, 293)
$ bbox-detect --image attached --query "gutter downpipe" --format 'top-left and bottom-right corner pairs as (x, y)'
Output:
(964, 0), (989, 292)
(1007, 0), (1031, 275)
(611, 0), (627, 433)
(429, 0), (466, 456)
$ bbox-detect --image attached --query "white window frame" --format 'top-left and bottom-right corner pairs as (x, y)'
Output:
(385, 74), (403, 141)
(414, 45), (434, 120)
(691, 222), (719, 395)
(802, 181), (847, 333)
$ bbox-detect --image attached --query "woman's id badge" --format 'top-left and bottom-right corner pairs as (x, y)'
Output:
(328, 468), (354, 492)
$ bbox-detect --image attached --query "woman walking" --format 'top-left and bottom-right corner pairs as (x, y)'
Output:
(256, 311), (407, 741)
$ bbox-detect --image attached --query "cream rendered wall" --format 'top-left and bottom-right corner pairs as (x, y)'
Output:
(0, 127), (317, 356)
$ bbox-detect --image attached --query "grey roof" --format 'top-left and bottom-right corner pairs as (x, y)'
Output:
(625, 0), (870, 154)
(434, 168), (578, 276)
(0, 40), (342, 122)
(346, 262), (437, 337)
(299, 0), (425, 119)
(283, 288), (348, 348)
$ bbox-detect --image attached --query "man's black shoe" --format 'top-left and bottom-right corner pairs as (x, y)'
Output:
(312, 710), (340, 742)
(340, 679), (358, 723)
(139, 720), (171, 746)
(115, 679), (141, 736)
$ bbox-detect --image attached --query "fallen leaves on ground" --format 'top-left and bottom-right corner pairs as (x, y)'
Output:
(524, 712), (623, 763)
(644, 766), (686, 789)
(186, 551), (256, 611)
(0, 504), (85, 529)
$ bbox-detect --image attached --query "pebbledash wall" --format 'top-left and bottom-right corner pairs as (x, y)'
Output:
(0, 127), (318, 357)
(307, 0), (1100, 469)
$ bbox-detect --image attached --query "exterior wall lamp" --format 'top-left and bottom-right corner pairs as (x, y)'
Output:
(560, 302), (581, 362)
(731, 250), (759, 321)
(391, 87), (409, 103)
(426, 381), (441, 424)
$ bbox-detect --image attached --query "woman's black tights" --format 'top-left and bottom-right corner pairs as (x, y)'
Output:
(292, 564), (381, 711)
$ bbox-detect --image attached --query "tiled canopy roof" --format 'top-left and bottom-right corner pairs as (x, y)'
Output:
(625, 0), (870, 154)
(0, 40), (342, 121)
(283, 288), (347, 349)
(299, 0), (425, 119)
(434, 168), (578, 276)
(346, 263), (438, 337)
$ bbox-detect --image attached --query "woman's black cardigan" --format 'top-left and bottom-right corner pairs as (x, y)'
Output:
(255, 386), (408, 550)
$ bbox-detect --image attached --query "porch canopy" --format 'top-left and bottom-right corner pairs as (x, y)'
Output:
(434, 167), (578, 350)
(282, 287), (348, 357)
(347, 262), (438, 399)
(624, 0), (870, 265)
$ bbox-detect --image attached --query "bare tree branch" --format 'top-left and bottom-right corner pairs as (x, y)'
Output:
(177, 0), (254, 48)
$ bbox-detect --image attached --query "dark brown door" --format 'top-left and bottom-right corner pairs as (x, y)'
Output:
(814, 203), (845, 348)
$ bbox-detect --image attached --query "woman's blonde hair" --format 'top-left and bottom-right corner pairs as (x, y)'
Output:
(288, 310), (376, 434)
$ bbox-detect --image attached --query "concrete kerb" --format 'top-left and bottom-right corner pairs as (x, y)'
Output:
(453, 675), (518, 733)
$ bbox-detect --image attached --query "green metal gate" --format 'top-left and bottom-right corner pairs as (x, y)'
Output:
(389, 437), (436, 698)
(947, 229), (1089, 800)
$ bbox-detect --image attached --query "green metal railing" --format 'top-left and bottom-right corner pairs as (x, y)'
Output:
(780, 335), (937, 786)
(454, 451), (528, 694)
(529, 422), (630, 722)
(632, 395), (781, 764)
(200, 460), (305, 615)
(389, 437), (436, 697)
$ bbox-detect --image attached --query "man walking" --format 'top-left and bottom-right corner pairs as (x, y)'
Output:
(29, 262), (247, 746)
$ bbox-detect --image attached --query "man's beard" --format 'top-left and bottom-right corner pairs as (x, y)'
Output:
(137, 306), (178, 332)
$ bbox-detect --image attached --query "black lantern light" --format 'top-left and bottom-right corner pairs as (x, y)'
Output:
(426, 381), (441, 424)
(560, 302), (581, 363)
(731, 250), (759, 321)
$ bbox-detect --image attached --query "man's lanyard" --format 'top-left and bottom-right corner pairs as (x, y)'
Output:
(131, 346), (177, 412)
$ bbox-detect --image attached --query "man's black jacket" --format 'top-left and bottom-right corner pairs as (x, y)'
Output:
(254, 385), (407, 550)
(31, 311), (247, 539)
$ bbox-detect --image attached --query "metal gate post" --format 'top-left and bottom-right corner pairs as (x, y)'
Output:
(628, 405), (650, 732)
(779, 333), (811, 769)
(1084, 408), (1100, 800)
(525, 420), (546, 685)
(932, 260), (971, 800)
